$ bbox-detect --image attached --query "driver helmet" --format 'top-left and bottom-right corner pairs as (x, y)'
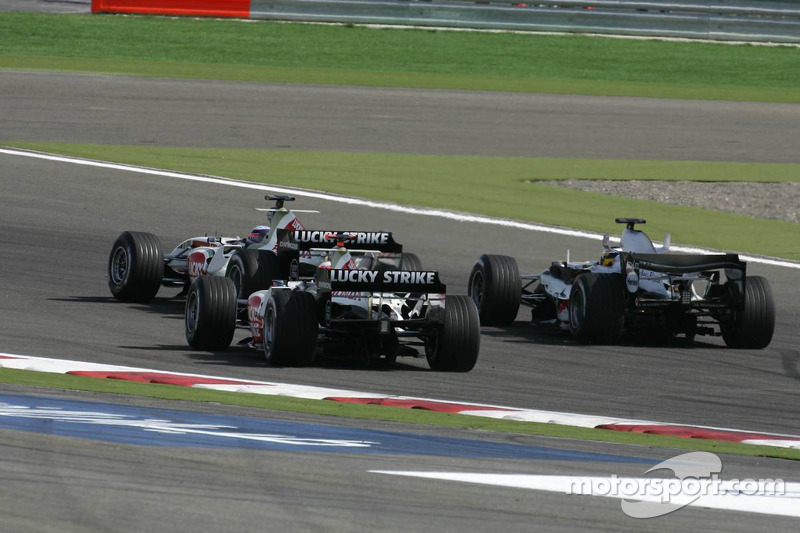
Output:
(318, 260), (332, 271)
(247, 225), (270, 244)
(601, 251), (618, 267)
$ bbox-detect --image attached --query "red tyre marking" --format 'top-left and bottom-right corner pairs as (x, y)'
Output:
(67, 371), (263, 387)
(325, 397), (517, 413)
(597, 424), (800, 443)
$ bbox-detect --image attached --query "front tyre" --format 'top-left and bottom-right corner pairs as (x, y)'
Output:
(427, 295), (480, 372)
(108, 231), (164, 303)
(468, 254), (520, 326)
(721, 275), (775, 349)
(569, 273), (625, 344)
(263, 290), (318, 367)
(185, 276), (237, 351)
(226, 249), (285, 299)
(400, 252), (423, 271)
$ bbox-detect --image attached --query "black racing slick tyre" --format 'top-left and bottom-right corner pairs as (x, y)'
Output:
(226, 249), (285, 299)
(185, 276), (237, 351)
(468, 254), (521, 326)
(400, 253), (423, 271)
(427, 295), (480, 372)
(721, 275), (775, 349)
(569, 273), (625, 344)
(263, 290), (318, 367)
(108, 231), (164, 303)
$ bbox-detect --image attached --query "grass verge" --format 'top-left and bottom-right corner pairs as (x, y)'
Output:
(1, 12), (799, 102)
(9, 142), (800, 261)
(2, 368), (798, 460)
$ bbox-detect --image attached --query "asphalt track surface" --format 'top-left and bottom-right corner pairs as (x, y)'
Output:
(1, 387), (797, 533)
(2, 70), (800, 530)
(4, 71), (800, 162)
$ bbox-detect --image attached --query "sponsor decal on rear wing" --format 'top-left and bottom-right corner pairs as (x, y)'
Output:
(317, 269), (447, 294)
(277, 229), (403, 253)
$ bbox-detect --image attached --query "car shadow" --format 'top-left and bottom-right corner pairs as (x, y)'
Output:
(117, 344), (266, 369)
(56, 296), (463, 372)
(781, 349), (800, 381)
(51, 295), (186, 317)
(313, 356), (428, 372)
(482, 320), (721, 349)
(184, 347), (274, 369)
(121, 342), (428, 372)
(480, 321), (580, 346)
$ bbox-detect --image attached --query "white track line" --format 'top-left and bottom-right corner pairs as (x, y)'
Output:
(3, 352), (800, 449)
(370, 471), (800, 518)
(3, 147), (798, 269)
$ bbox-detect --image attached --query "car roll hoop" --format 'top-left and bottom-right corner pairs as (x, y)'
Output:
(615, 217), (647, 230)
(265, 194), (296, 210)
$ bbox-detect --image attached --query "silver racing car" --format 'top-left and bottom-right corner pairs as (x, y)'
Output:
(107, 195), (417, 303)
(468, 218), (775, 348)
(107, 195), (315, 303)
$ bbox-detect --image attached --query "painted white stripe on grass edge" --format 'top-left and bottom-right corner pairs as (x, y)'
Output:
(3, 147), (798, 270)
(4, 353), (800, 449)
(0, 352), (671, 429)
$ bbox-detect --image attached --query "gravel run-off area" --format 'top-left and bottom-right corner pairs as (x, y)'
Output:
(536, 180), (799, 224)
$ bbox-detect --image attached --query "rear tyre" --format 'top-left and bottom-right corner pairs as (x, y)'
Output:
(226, 249), (285, 299)
(427, 295), (480, 372)
(721, 275), (775, 349)
(263, 290), (318, 366)
(108, 231), (164, 303)
(400, 252), (423, 271)
(185, 276), (237, 351)
(569, 273), (625, 344)
(468, 254), (521, 326)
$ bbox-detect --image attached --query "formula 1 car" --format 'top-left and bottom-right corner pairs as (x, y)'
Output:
(184, 230), (480, 371)
(108, 195), (365, 303)
(468, 218), (775, 348)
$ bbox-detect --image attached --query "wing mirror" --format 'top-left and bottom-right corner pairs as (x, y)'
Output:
(658, 232), (671, 253)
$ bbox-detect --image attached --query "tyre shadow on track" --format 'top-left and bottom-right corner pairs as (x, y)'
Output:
(313, 358), (428, 372)
(479, 321), (572, 346)
(781, 349), (800, 381)
(55, 296), (427, 371)
(481, 320), (723, 349)
(120, 344), (428, 372)
(115, 343), (269, 369)
(50, 295), (186, 317)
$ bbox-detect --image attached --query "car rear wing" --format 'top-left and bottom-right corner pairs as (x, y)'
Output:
(276, 229), (403, 254)
(620, 252), (748, 309)
(621, 252), (746, 277)
(316, 269), (447, 294)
